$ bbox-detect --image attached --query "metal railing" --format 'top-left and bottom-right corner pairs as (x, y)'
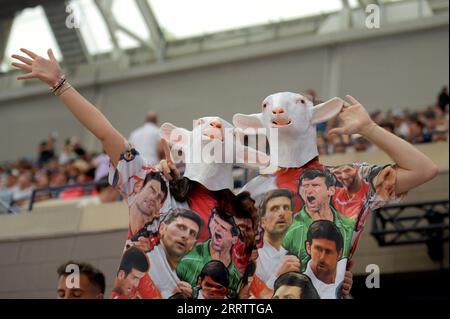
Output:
(371, 200), (449, 261)
(27, 181), (98, 212)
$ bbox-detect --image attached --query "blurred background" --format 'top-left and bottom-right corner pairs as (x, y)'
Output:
(0, 0), (448, 299)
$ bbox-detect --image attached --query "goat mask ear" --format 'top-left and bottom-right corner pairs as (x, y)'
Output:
(311, 97), (344, 124)
(233, 113), (264, 129)
(160, 122), (191, 147)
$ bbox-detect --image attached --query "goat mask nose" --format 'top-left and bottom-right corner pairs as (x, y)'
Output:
(272, 107), (285, 115)
(210, 120), (223, 129)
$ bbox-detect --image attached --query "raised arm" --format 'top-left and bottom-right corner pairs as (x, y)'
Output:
(12, 48), (126, 166)
(328, 95), (438, 195)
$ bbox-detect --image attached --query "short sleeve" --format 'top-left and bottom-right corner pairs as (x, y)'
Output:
(108, 143), (157, 207)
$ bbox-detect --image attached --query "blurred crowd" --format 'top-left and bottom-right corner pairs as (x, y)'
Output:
(0, 86), (448, 210)
(308, 86), (449, 155)
(0, 136), (119, 211)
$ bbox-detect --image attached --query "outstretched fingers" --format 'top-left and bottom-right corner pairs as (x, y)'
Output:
(159, 139), (180, 180)
(11, 62), (32, 72)
(20, 48), (38, 59)
(16, 72), (37, 80)
(160, 138), (173, 164)
(11, 54), (33, 65)
(328, 127), (346, 135)
(47, 49), (57, 62)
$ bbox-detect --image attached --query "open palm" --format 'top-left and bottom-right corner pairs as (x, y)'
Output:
(328, 95), (374, 136)
(11, 48), (62, 86)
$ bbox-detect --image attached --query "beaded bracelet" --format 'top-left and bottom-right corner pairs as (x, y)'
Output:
(49, 74), (66, 92)
(54, 81), (73, 97)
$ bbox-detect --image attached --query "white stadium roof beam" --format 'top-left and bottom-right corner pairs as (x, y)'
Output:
(134, 0), (166, 62)
(42, 0), (90, 67)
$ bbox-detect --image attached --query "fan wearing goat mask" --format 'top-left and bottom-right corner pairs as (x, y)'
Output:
(10, 48), (268, 299)
(233, 92), (438, 299)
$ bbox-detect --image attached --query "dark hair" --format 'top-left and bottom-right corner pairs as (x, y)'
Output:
(143, 171), (168, 203)
(57, 261), (105, 294)
(210, 207), (240, 237)
(298, 169), (335, 191)
(233, 192), (255, 228)
(162, 208), (203, 238)
(198, 260), (230, 288)
(259, 189), (294, 217)
(169, 292), (189, 299)
(118, 247), (149, 277)
(306, 220), (343, 254)
(273, 272), (320, 299)
(95, 176), (111, 193)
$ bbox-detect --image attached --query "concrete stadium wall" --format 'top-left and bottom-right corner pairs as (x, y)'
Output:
(0, 25), (448, 161)
(0, 143), (448, 298)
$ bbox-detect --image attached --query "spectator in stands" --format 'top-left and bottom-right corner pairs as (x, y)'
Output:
(49, 170), (68, 187)
(0, 169), (18, 192)
(58, 138), (77, 165)
(37, 133), (57, 167)
(432, 125), (448, 142)
(34, 170), (52, 202)
(438, 86), (449, 112)
(92, 151), (110, 181)
(11, 169), (34, 207)
(317, 135), (328, 156)
(129, 111), (161, 166)
(392, 110), (409, 139)
(408, 117), (425, 144)
(352, 135), (369, 152)
(329, 135), (346, 154)
(57, 261), (105, 299)
(78, 176), (119, 207)
(72, 139), (88, 162)
(422, 110), (437, 143)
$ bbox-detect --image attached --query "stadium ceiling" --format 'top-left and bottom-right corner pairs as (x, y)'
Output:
(0, 0), (448, 72)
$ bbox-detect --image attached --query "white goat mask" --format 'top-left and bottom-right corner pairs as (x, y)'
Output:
(160, 116), (270, 191)
(233, 92), (343, 168)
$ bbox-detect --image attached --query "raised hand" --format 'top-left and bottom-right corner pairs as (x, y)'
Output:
(328, 95), (375, 136)
(11, 48), (62, 86)
(155, 138), (180, 181)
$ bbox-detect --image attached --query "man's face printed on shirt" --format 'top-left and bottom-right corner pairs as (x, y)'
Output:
(135, 179), (164, 218)
(199, 275), (229, 299)
(299, 177), (335, 213)
(306, 238), (342, 282)
(273, 285), (303, 299)
(241, 198), (258, 224)
(261, 196), (293, 236)
(234, 216), (255, 247)
(209, 214), (237, 253)
(160, 217), (199, 259)
(114, 143), (403, 299)
(117, 268), (146, 295)
(330, 165), (358, 189)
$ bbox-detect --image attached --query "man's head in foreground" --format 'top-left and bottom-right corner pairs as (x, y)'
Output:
(57, 261), (105, 299)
